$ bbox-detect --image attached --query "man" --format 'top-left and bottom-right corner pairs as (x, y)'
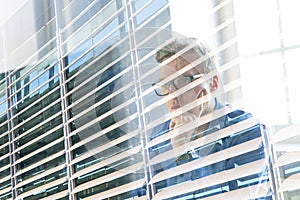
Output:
(151, 38), (225, 165)
(150, 37), (268, 197)
(153, 38), (220, 149)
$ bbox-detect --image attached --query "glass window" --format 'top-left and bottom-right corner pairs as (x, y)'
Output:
(17, 155), (66, 182)
(75, 172), (143, 199)
(3, 0), (56, 68)
(285, 48), (300, 124)
(13, 86), (60, 116)
(16, 129), (63, 160)
(0, 192), (12, 200)
(0, 168), (10, 179)
(61, 0), (111, 30)
(16, 142), (65, 171)
(0, 156), (10, 169)
(107, 173), (143, 189)
(75, 154), (143, 186)
(10, 53), (58, 83)
(92, 12), (126, 48)
(67, 50), (132, 133)
(15, 113), (62, 147)
(0, 134), (9, 146)
(134, 0), (168, 26)
(234, 0), (281, 54)
(0, 82), (7, 113)
(132, 0), (149, 12)
(11, 63), (59, 107)
(13, 102), (62, 137)
(61, 0), (90, 27)
(240, 53), (288, 125)
(72, 134), (139, 159)
(76, 183), (106, 199)
(0, 179), (11, 191)
(284, 189), (300, 200)
(55, 196), (69, 200)
(17, 168), (67, 195)
(22, 182), (68, 200)
(61, 0), (121, 54)
(0, 144), (9, 157)
(75, 167), (106, 186)
(0, 115), (8, 137)
(64, 39), (94, 77)
(65, 30), (130, 86)
(74, 156), (102, 173)
(280, 0), (300, 46)
(102, 189), (146, 200)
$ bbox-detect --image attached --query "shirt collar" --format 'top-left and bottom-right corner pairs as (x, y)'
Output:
(204, 99), (226, 135)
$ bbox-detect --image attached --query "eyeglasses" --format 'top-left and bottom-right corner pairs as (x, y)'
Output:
(152, 74), (204, 96)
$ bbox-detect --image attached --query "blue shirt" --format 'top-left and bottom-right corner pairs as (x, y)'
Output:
(149, 101), (262, 186)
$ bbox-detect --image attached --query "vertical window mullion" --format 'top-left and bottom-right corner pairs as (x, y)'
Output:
(54, 0), (75, 200)
(6, 71), (18, 199)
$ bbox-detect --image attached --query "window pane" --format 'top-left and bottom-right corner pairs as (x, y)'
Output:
(17, 155), (66, 182)
(280, 0), (300, 46)
(240, 53), (288, 125)
(285, 48), (300, 124)
(234, 0), (280, 54)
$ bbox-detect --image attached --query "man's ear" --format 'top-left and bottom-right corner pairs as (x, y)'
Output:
(210, 75), (219, 91)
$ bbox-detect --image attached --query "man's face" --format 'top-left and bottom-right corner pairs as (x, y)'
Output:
(159, 56), (212, 117)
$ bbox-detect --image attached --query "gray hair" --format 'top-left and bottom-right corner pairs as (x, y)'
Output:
(156, 38), (216, 74)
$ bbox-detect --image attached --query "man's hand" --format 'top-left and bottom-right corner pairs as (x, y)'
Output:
(169, 112), (198, 149)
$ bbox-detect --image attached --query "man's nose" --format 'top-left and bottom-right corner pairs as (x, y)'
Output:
(168, 82), (178, 94)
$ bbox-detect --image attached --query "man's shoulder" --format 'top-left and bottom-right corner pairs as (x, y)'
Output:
(225, 108), (254, 126)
